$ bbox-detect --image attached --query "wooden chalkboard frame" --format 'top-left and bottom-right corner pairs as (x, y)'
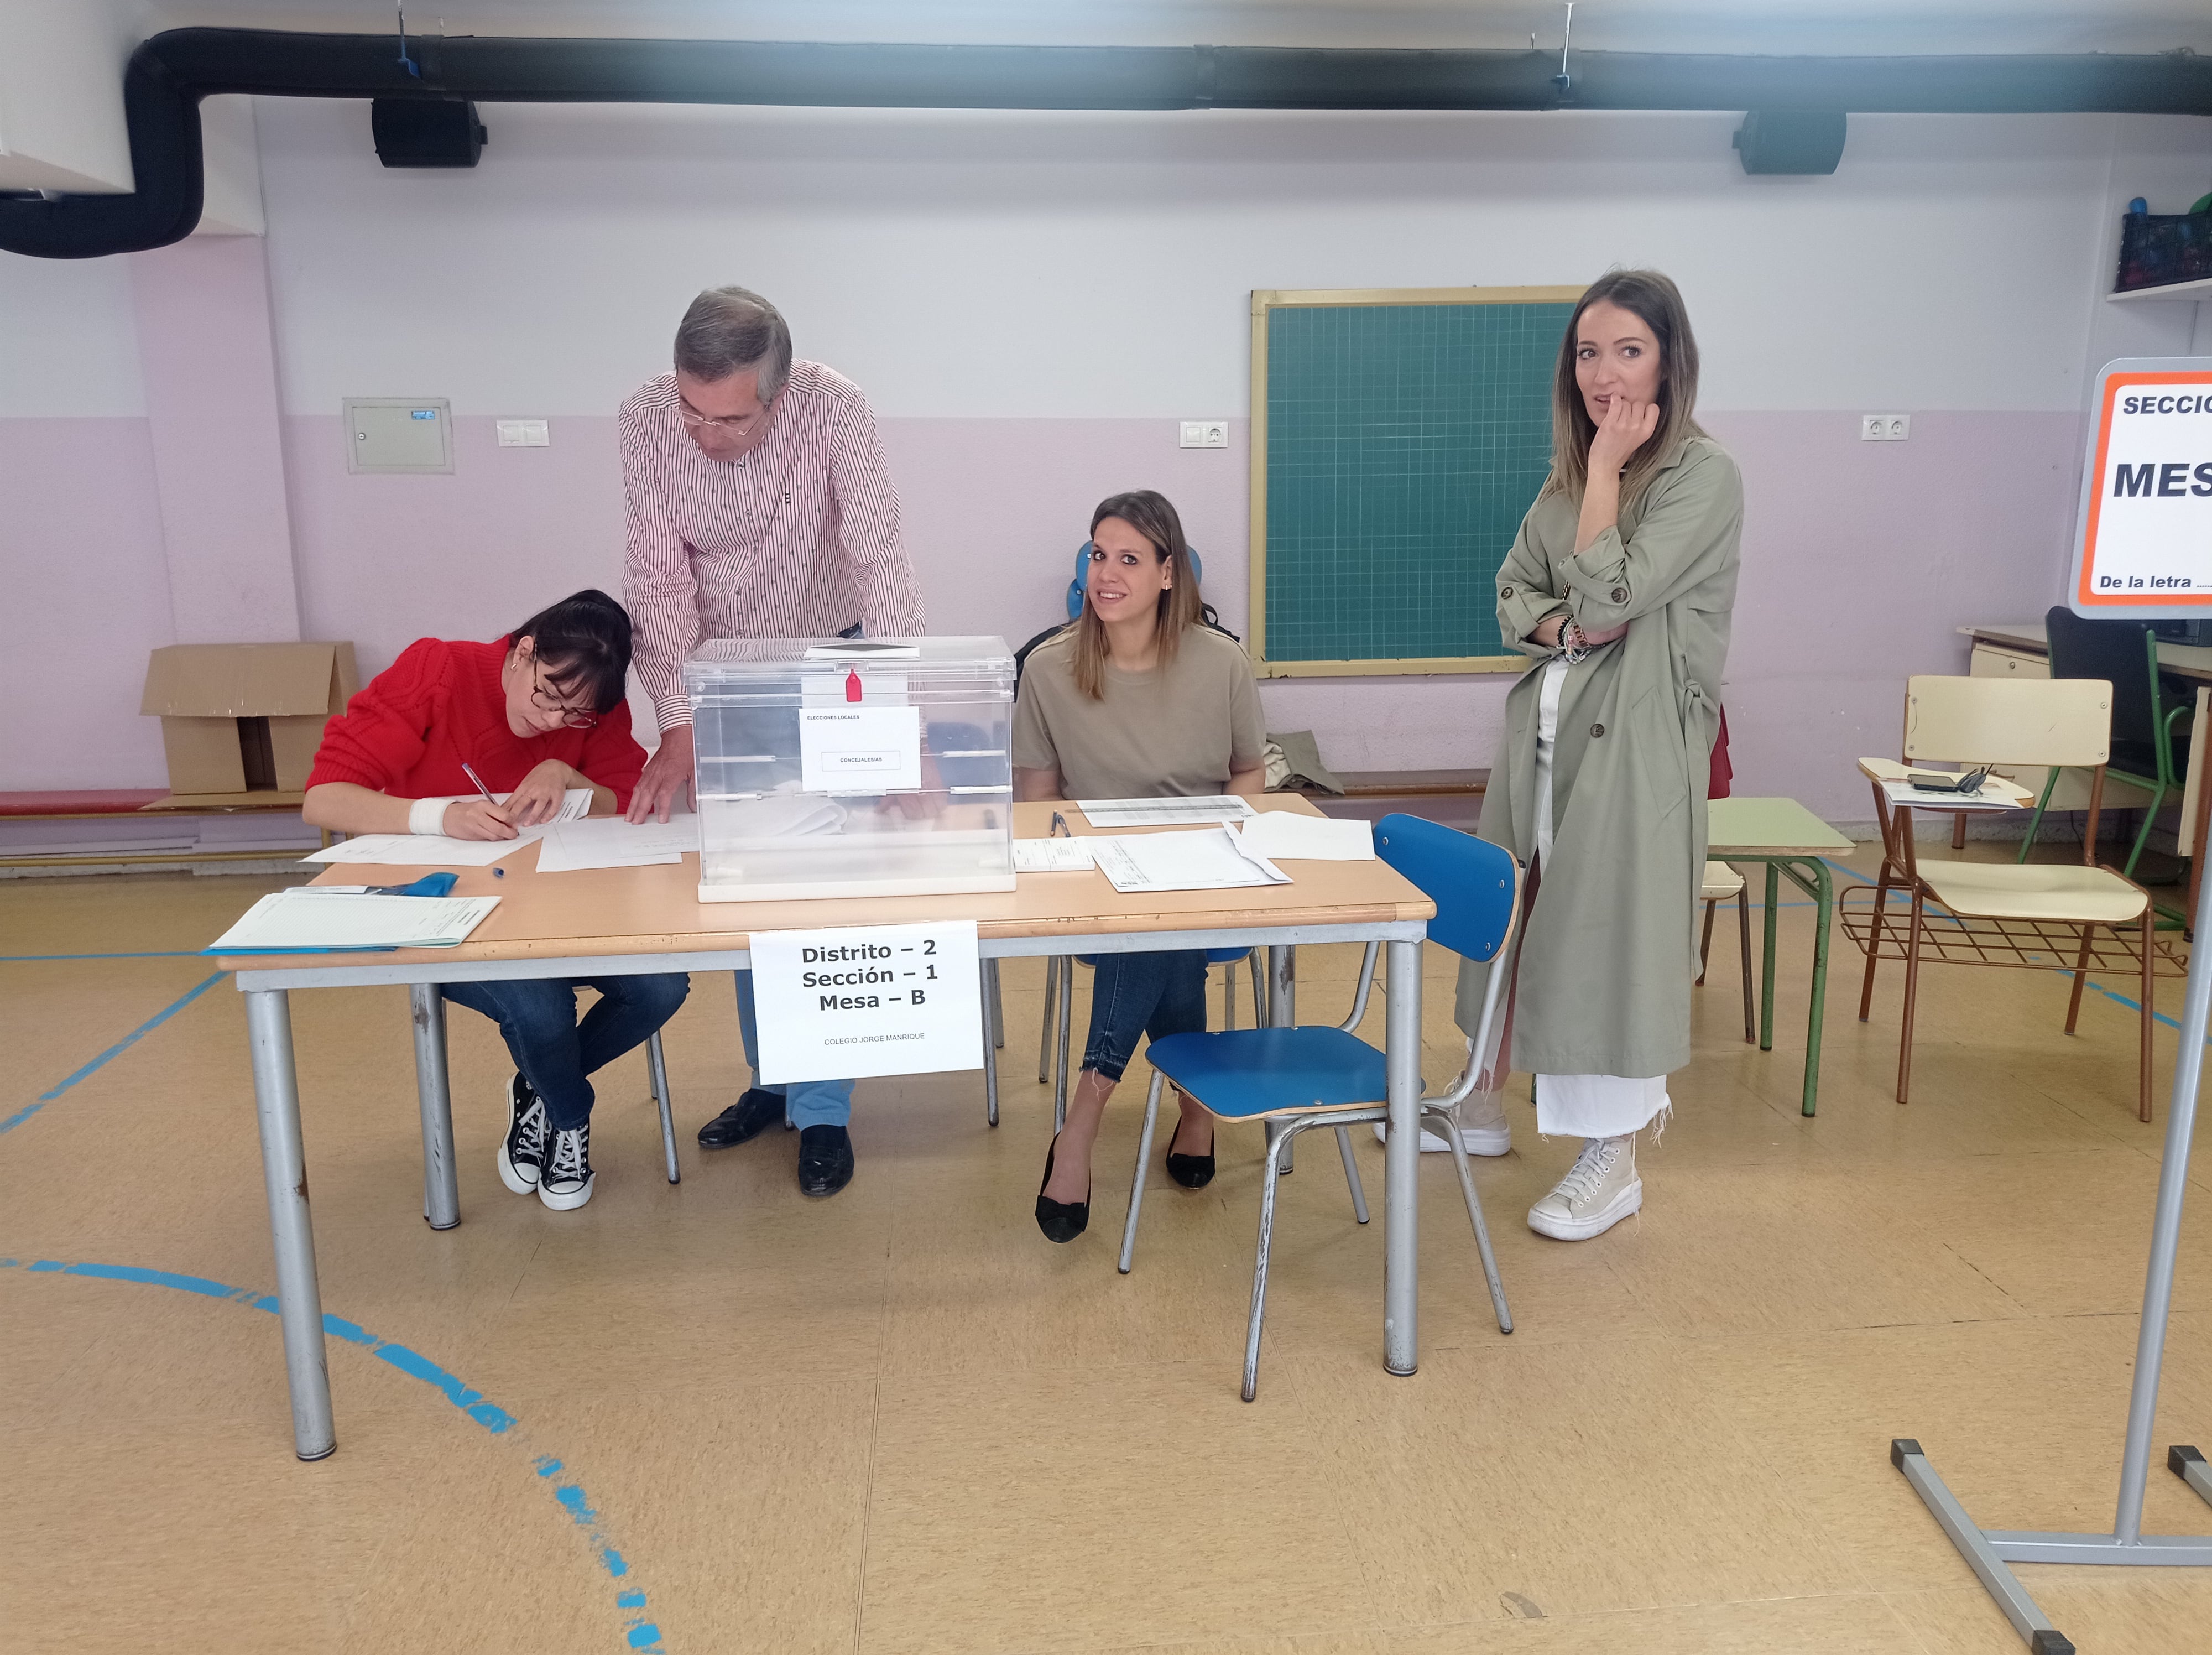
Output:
(1248, 285), (1585, 678)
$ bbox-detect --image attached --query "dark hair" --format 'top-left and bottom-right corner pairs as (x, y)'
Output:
(673, 286), (794, 398)
(1543, 267), (1705, 508)
(507, 589), (633, 714)
(1070, 491), (1203, 700)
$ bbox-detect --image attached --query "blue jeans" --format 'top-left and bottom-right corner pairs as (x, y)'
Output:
(440, 974), (690, 1131)
(1081, 950), (1210, 1083)
(733, 971), (855, 1130)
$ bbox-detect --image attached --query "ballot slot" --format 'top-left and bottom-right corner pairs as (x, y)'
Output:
(684, 635), (1016, 902)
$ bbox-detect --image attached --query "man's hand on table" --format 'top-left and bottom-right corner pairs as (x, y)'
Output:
(629, 723), (695, 824)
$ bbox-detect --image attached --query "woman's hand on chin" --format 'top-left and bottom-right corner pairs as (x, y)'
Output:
(1588, 395), (1660, 475)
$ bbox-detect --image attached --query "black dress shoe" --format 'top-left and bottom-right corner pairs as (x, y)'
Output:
(1164, 1116), (1217, 1189)
(1035, 1135), (1089, 1243)
(698, 1087), (785, 1149)
(797, 1125), (855, 1198)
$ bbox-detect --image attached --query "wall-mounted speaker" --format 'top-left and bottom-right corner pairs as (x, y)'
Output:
(370, 99), (488, 168)
(1733, 111), (1847, 176)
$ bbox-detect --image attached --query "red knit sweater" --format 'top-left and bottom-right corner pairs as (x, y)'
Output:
(307, 637), (646, 811)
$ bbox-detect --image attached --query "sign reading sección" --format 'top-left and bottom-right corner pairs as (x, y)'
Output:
(2069, 357), (2212, 615)
(748, 920), (983, 1082)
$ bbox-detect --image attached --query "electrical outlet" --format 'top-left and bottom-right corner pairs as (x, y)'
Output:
(496, 419), (550, 447)
(1860, 414), (1911, 442)
(1180, 420), (1229, 449)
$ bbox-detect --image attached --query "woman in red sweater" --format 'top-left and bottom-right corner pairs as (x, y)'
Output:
(304, 589), (688, 1211)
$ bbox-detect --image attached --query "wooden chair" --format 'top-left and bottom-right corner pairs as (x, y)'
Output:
(1696, 861), (1756, 1043)
(1848, 675), (2165, 1120)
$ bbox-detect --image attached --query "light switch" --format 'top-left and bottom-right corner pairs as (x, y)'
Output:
(496, 419), (550, 447)
(344, 398), (453, 473)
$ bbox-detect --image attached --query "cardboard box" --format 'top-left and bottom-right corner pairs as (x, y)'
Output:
(140, 643), (360, 795)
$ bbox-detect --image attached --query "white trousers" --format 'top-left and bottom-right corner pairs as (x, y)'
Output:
(1530, 658), (1671, 1141)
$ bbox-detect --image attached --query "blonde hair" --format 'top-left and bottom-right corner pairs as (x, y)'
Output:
(1070, 490), (1202, 701)
(1541, 269), (1705, 509)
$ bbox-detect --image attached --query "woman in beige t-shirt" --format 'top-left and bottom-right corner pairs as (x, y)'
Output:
(1013, 490), (1267, 1243)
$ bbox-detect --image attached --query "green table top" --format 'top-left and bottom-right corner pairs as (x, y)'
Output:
(1707, 796), (1855, 858)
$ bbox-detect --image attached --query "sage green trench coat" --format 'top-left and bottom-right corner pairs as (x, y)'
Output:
(1454, 433), (1743, 1079)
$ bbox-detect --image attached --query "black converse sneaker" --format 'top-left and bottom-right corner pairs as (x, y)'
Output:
(498, 1073), (550, 1194)
(539, 1121), (596, 1211)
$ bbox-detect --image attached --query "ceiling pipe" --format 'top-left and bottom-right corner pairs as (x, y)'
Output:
(3, 27), (2208, 258)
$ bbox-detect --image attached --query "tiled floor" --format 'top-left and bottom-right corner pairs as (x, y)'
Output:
(4, 844), (2210, 1653)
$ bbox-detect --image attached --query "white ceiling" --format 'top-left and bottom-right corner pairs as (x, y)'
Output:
(133, 2), (2212, 60)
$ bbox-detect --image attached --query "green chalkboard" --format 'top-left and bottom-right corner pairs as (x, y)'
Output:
(1249, 287), (1582, 676)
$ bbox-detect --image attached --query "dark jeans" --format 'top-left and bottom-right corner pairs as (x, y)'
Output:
(1081, 950), (1209, 1083)
(440, 974), (690, 1131)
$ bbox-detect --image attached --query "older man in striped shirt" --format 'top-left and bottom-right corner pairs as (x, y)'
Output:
(621, 285), (924, 1198)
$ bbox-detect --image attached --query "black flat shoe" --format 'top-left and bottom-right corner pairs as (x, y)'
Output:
(797, 1125), (855, 1197)
(1164, 1114), (1216, 1189)
(1035, 1135), (1090, 1243)
(698, 1087), (785, 1149)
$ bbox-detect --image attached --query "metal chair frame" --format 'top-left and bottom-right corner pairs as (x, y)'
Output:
(1117, 825), (1521, 1400)
(1696, 863), (1757, 1044)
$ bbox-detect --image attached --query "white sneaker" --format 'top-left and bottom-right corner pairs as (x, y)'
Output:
(538, 1122), (596, 1211)
(1526, 1135), (1640, 1241)
(1371, 1089), (1511, 1156)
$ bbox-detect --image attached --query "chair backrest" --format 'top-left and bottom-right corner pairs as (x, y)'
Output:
(1902, 674), (2110, 769)
(2044, 606), (2160, 751)
(1373, 813), (1520, 965)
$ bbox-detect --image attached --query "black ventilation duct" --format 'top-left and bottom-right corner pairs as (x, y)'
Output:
(2, 28), (2208, 258)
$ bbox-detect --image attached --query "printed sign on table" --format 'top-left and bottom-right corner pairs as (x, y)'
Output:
(2068, 357), (2212, 615)
(749, 920), (982, 1082)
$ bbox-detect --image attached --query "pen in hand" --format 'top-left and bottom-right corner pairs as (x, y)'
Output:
(457, 761), (518, 838)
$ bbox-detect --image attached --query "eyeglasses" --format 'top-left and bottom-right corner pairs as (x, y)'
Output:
(530, 662), (598, 730)
(675, 393), (775, 435)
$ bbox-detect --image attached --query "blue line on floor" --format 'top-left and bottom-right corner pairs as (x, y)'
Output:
(0, 951), (210, 962)
(3, 971), (228, 1136)
(0, 1256), (664, 1653)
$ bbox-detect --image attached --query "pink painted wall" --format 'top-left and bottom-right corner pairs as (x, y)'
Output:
(1, 418), (176, 788)
(272, 407), (2084, 818)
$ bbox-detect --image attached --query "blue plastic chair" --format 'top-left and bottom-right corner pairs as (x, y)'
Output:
(1038, 947), (1265, 1130)
(1117, 813), (1521, 1400)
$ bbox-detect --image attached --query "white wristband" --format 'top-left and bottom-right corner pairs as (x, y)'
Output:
(407, 797), (452, 836)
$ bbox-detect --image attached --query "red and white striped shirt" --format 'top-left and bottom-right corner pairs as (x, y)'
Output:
(620, 362), (924, 730)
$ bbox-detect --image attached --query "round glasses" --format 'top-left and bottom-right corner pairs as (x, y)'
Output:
(530, 663), (598, 730)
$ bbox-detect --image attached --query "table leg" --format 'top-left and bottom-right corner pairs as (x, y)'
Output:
(980, 962), (1000, 1128)
(1760, 863), (1781, 1052)
(245, 988), (335, 1461)
(1800, 859), (1832, 1118)
(1384, 938), (1421, 1377)
(409, 984), (460, 1231)
(1270, 945), (1296, 1170)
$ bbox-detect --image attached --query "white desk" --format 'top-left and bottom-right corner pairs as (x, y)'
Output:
(217, 797), (1439, 1460)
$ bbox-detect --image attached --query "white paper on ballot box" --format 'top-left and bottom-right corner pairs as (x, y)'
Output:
(797, 703), (922, 793)
(749, 920), (983, 1082)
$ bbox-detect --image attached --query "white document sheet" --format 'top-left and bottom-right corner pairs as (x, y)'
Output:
(1012, 837), (1096, 873)
(1237, 812), (1375, 861)
(1077, 795), (1256, 828)
(1090, 828), (1291, 894)
(532, 816), (698, 873)
(300, 789), (594, 865)
(207, 891), (501, 954)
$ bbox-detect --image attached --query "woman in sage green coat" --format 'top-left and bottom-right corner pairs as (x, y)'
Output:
(1453, 269), (1742, 1243)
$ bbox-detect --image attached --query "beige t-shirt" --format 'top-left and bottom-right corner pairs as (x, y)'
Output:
(1013, 626), (1267, 800)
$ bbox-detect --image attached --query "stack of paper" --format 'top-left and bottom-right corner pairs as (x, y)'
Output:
(206, 890), (500, 954)
(1237, 813), (1374, 861)
(1013, 837), (1095, 873)
(1077, 796), (1256, 829)
(1091, 828), (1290, 893)
(533, 816), (697, 873)
(301, 788), (596, 867)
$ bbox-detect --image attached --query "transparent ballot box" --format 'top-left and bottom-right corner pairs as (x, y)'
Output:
(684, 636), (1016, 903)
